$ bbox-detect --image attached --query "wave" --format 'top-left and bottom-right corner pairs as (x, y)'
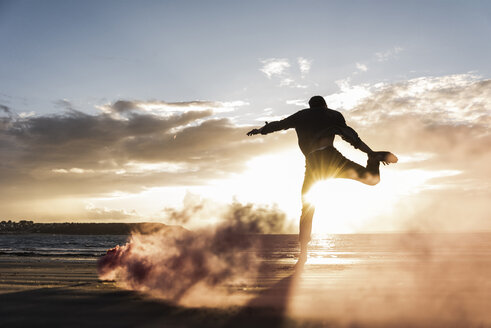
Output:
(0, 250), (105, 257)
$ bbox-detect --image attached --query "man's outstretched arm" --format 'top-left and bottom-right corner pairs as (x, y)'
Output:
(338, 128), (394, 164)
(331, 111), (372, 153)
(246, 114), (297, 136)
(355, 139), (374, 154)
(338, 125), (376, 153)
(338, 125), (398, 165)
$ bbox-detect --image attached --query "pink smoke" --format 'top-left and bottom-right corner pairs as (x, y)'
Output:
(98, 201), (292, 305)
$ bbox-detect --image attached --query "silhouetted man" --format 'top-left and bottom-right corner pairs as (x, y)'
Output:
(247, 96), (397, 264)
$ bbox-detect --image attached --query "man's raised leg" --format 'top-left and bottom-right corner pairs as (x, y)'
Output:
(338, 155), (381, 186)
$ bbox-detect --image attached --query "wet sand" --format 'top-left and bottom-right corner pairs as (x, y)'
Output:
(0, 258), (236, 327)
(1, 254), (490, 328)
(0, 258), (319, 328)
(0, 258), (491, 327)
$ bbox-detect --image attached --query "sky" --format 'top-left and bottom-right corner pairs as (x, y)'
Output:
(0, 0), (490, 233)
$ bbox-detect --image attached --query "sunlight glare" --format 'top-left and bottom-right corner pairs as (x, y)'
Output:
(306, 168), (460, 234)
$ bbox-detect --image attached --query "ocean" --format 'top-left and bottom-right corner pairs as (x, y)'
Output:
(0, 234), (128, 260)
(1, 232), (490, 264)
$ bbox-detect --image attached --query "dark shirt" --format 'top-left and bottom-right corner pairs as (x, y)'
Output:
(261, 107), (361, 156)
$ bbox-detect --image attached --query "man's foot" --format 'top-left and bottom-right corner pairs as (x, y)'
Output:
(295, 246), (308, 270)
(370, 151), (398, 165)
(298, 251), (307, 263)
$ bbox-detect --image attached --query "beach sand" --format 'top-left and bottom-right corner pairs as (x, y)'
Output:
(1, 254), (490, 328)
(0, 258), (320, 328)
(0, 258), (239, 328)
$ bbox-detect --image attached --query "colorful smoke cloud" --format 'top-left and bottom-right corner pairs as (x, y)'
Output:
(98, 201), (294, 306)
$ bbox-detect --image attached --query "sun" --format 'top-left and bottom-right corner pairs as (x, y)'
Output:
(222, 146), (400, 234)
(306, 179), (382, 234)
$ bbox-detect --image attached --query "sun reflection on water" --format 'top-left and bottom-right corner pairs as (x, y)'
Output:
(302, 234), (363, 265)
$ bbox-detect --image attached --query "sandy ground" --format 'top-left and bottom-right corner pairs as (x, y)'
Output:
(1, 257), (490, 327)
(0, 258), (314, 328)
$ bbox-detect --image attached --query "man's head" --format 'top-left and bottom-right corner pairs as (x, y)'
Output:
(308, 96), (327, 109)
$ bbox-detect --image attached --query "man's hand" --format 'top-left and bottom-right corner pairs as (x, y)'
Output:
(246, 128), (262, 136)
(246, 122), (269, 136)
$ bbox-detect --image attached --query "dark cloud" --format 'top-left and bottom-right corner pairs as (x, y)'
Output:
(53, 99), (75, 111)
(102, 99), (223, 115)
(0, 104), (10, 114)
(4, 108), (214, 168)
(0, 104), (293, 217)
(110, 100), (138, 114)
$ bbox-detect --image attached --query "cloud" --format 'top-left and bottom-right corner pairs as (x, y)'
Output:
(279, 78), (307, 89)
(54, 99), (76, 111)
(259, 57), (311, 88)
(52, 168), (94, 174)
(343, 74), (491, 171)
(97, 99), (247, 119)
(279, 78), (295, 86)
(336, 74), (491, 232)
(286, 99), (308, 107)
(324, 78), (372, 110)
(0, 100), (295, 218)
(18, 111), (35, 118)
(348, 74), (490, 126)
(259, 58), (290, 78)
(375, 46), (403, 62)
(298, 57), (312, 76)
(2, 73), (489, 232)
(0, 104), (10, 114)
(84, 203), (140, 221)
(356, 62), (368, 72)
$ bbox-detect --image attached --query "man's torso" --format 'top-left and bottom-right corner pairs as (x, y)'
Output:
(290, 108), (346, 156)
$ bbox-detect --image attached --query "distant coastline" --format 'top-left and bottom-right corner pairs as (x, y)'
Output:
(0, 220), (171, 235)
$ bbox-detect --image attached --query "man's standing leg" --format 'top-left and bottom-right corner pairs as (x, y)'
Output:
(297, 149), (385, 264)
(299, 169), (315, 263)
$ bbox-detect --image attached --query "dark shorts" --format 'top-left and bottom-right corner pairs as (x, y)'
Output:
(302, 146), (379, 194)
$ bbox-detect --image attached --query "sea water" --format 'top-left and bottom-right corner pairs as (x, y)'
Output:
(0, 234), (128, 259)
(1, 233), (490, 263)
